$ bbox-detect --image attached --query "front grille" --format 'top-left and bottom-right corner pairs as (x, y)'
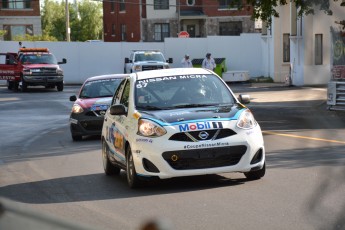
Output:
(142, 65), (164, 71)
(80, 120), (103, 131)
(162, 145), (247, 170)
(169, 129), (237, 142)
(85, 110), (107, 117)
(31, 68), (57, 76)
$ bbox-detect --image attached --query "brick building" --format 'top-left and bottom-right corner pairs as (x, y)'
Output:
(0, 0), (42, 40)
(103, 0), (256, 42)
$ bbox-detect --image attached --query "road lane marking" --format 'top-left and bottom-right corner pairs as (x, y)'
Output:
(263, 131), (345, 144)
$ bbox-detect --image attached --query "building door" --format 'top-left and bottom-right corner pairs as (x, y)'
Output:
(187, 25), (195, 37)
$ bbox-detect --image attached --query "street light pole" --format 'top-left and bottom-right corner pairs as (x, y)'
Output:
(65, 0), (71, 42)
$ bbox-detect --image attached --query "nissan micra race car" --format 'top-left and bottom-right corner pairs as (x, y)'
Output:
(101, 68), (265, 188)
(69, 74), (127, 141)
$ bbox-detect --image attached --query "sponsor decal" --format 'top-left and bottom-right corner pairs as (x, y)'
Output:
(136, 75), (208, 88)
(136, 138), (153, 143)
(91, 104), (108, 111)
(184, 142), (230, 149)
(246, 130), (254, 135)
(0, 76), (15, 80)
(169, 111), (190, 116)
(69, 118), (78, 124)
(179, 121), (223, 132)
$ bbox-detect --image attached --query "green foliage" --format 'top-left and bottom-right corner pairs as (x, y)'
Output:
(0, 30), (7, 40)
(13, 34), (58, 41)
(230, 0), (343, 26)
(41, 0), (102, 41)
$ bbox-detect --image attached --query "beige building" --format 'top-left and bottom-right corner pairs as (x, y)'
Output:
(264, 1), (345, 85)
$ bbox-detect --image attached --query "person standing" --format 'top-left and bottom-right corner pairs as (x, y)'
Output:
(202, 53), (216, 71)
(181, 54), (193, 68)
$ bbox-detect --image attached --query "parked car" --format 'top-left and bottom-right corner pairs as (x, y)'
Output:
(101, 68), (266, 188)
(69, 74), (127, 141)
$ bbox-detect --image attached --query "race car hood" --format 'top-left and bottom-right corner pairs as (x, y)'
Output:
(76, 97), (112, 109)
(23, 64), (59, 69)
(139, 104), (246, 124)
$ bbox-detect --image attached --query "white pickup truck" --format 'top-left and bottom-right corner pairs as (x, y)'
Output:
(124, 50), (173, 73)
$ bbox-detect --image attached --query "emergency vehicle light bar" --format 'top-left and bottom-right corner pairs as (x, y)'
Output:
(19, 48), (49, 53)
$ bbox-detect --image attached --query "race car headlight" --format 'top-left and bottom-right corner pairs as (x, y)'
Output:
(138, 119), (166, 137)
(71, 104), (84, 114)
(133, 65), (142, 71)
(237, 109), (257, 129)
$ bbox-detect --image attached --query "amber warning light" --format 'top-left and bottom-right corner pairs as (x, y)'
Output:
(19, 48), (49, 53)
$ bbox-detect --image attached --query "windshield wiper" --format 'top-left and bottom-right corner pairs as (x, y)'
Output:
(173, 103), (218, 108)
(136, 105), (163, 110)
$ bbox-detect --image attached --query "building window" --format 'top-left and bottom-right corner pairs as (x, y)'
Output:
(154, 0), (169, 10)
(111, 24), (115, 36)
(2, 0), (31, 9)
(186, 0), (195, 6)
(219, 22), (242, 36)
(121, 24), (126, 41)
(3, 25), (33, 41)
(315, 34), (323, 65)
(218, 0), (240, 9)
(110, 0), (115, 12)
(120, 0), (125, 11)
(154, 23), (169, 41)
(283, 33), (290, 63)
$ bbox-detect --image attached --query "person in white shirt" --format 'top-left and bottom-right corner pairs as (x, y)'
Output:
(202, 53), (216, 71)
(181, 54), (193, 68)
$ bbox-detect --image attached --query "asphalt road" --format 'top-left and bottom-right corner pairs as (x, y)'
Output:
(0, 84), (344, 230)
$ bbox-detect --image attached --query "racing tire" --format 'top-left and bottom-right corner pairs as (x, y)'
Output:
(71, 133), (82, 141)
(244, 162), (266, 180)
(126, 146), (141, 188)
(57, 82), (64, 91)
(21, 78), (27, 92)
(102, 139), (121, 175)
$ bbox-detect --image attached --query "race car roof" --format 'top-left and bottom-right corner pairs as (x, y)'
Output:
(134, 68), (214, 81)
(86, 74), (129, 82)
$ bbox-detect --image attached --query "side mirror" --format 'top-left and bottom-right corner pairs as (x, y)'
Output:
(110, 104), (127, 116)
(238, 94), (250, 104)
(168, 58), (173, 63)
(58, 58), (67, 64)
(124, 57), (130, 63)
(69, 95), (77, 102)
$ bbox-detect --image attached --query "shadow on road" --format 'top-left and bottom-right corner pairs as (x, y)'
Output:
(0, 173), (247, 204)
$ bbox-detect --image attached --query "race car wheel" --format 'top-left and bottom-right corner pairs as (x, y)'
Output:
(102, 140), (120, 175)
(71, 133), (82, 141)
(244, 162), (266, 180)
(126, 146), (141, 188)
(57, 82), (64, 91)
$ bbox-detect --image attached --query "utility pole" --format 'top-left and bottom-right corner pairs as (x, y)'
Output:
(65, 0), (71, 42)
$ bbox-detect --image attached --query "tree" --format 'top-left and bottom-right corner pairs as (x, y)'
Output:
(232, 0), (344, 25)
(41, 0), (102, 41)
(13, 34), (58, 42)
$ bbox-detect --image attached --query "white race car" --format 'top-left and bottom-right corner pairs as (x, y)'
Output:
(101, 68), (265, 188)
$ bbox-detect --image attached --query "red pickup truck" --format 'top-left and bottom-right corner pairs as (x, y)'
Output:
(0, 48), (67, 92)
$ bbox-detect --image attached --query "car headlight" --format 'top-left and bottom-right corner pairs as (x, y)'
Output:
(56, 68), (63, 75)
(138, 119), (166, 137)
(23, 68), (31, 74)
(236, 109), (257, 129)
(133, 65), (142, 71)
(71, 104), (84, 114)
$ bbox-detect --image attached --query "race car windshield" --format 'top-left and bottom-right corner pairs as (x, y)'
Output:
(21, 54), (58, 64)
(135, 74), (235, 110)
(79, 79), (122, 98)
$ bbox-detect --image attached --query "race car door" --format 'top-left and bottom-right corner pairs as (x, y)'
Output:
(0, 53), (20, 81)
(104, 78), (129, 164)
